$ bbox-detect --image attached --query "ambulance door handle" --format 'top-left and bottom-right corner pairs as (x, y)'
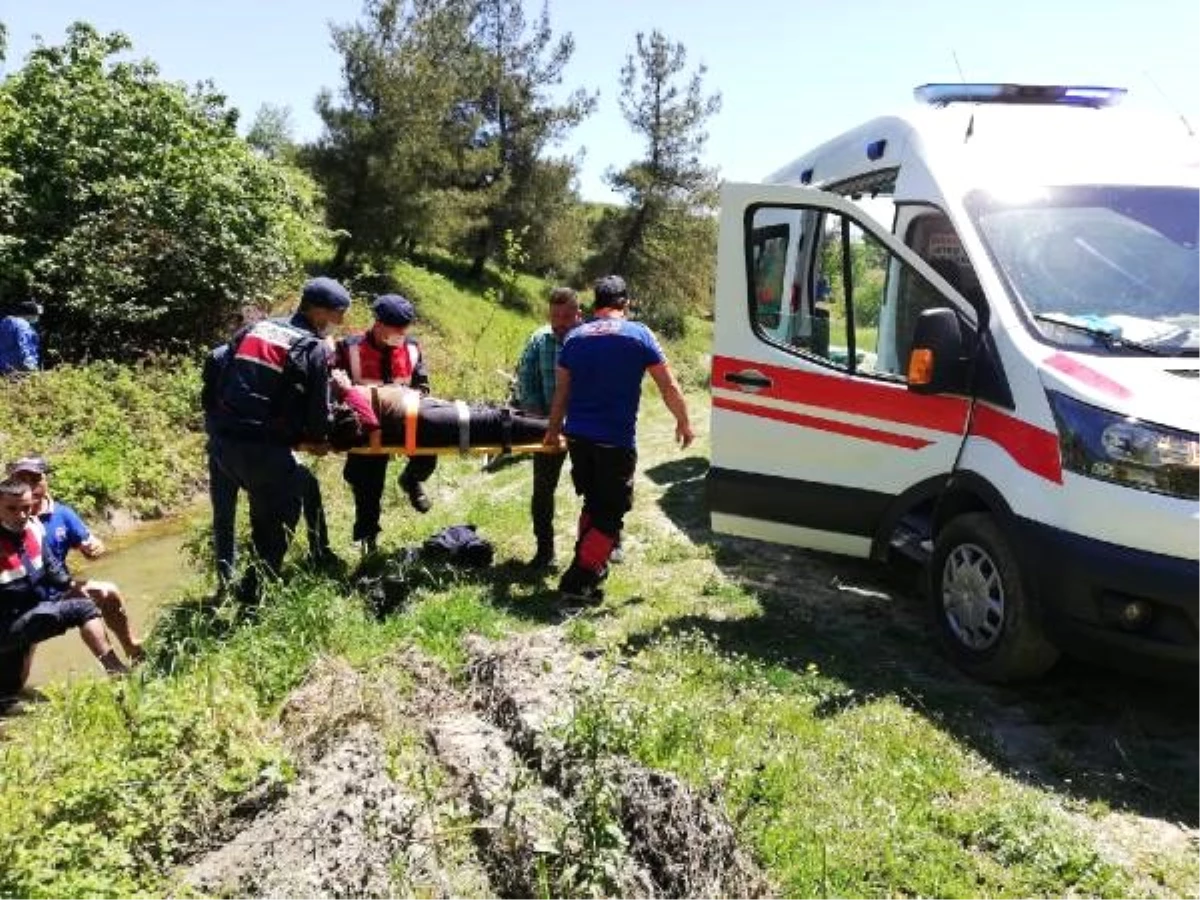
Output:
(725, 369), (773, 390)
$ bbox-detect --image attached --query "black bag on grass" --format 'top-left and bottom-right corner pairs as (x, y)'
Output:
(421, 524), (494, 568)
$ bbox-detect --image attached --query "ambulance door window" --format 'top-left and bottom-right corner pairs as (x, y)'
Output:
(880, 213), (984, 372)
(749, 207), (814, 347)
(810, 212), (892, 374)
(749, 205), (953, 379)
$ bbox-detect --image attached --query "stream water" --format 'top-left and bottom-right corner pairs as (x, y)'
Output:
(27, 514), (199, 686)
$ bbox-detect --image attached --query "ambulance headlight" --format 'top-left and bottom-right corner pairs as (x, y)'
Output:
(1048, 391), (1199, 500)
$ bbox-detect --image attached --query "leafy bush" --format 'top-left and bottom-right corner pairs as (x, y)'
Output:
(0, 23), (330, 360)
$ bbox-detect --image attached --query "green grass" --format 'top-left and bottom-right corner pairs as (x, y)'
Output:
(0, 359), (204, 519)
(1, 257), (1194, 899)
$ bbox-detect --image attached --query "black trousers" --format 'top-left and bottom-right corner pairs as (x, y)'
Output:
(531, 450), (568, 548)
(567, 437), (636, 543)
(343, 454), (437, 542)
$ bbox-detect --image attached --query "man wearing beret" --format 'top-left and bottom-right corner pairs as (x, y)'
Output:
(334, 293), (436, 554)
(206, 276), (349, 601)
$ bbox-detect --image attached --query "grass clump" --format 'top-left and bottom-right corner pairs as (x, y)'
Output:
(572, 630), (1132, 899)
(0, 358), (204, 519)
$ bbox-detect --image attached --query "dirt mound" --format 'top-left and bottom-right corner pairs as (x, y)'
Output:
(182, 724), (415, 899)
(466, 630), (773, 898)
(177, 636), (770, 899)
(179, 657), (493, 899)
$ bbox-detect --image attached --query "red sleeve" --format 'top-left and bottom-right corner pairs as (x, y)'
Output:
(342, 386), (380, 430)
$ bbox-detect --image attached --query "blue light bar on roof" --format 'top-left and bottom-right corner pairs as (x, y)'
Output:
(914, 83), (1127, 109)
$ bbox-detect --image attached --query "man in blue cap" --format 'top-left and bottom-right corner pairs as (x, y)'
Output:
(333, 293), (436, 554)
(543, 275), (694, 604)
(205, 276), (349, 601)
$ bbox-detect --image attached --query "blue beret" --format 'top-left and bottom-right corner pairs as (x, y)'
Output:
(593, 275), (629, 309)
(372, 294), (416, 326)
(301, 277), (351, 311)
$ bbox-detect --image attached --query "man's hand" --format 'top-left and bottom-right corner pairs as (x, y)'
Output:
(330, 368), (352, 397)
(675, 419), (694, 450)
(542, 426), (562, 450)
(79, 535), (106, 559)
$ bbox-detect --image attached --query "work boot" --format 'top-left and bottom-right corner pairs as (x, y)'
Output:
(557, 562), (605, 605)
(401, 477), (433, 514)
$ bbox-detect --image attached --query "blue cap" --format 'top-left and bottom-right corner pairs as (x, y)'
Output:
(372, 294), (416, 327)
(593, 275), (629, 309)
(301, 277), (351, 311)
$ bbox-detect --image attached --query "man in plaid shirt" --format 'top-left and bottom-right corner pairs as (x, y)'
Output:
(514, 287), (581, 569)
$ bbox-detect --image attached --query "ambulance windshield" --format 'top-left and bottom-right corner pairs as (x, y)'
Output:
(966, 185), (1199, 355)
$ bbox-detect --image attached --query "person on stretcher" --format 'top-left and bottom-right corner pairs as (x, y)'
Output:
(327, 375), (552, 453)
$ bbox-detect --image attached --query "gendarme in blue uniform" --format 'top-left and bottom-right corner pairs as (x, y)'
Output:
(558, 318), (665, 449)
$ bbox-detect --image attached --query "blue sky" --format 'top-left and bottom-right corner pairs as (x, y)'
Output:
(5, 0), (1198, 203)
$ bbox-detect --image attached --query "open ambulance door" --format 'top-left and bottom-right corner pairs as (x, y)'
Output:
(707, 182), (980, 558)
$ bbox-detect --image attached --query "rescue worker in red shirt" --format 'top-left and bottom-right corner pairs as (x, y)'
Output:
(334, 294), (436, 554)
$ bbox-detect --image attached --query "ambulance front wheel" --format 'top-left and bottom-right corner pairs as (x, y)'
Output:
(930, 512), (1060, 683)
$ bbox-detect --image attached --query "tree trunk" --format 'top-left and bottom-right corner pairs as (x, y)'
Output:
(614, 203), (650, 275)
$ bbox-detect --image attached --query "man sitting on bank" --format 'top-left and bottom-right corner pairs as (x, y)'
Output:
(1, 477), (127, 700)
(6, 456), (143, 663)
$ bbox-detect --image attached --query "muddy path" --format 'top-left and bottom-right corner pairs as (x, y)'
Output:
(178, 634), (771, 899)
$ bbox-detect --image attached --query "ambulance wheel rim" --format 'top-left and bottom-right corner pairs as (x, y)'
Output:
(940, 541), (1005, 651)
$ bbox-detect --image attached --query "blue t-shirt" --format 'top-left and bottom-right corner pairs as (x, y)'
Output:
(559, 317), (665, 449)
(0, 315), (40, 374)
(38, 501), (91, 569)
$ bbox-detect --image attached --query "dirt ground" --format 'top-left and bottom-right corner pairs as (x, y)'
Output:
(177, 637), (771, 899)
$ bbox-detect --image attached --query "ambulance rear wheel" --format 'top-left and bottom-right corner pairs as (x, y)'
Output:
(930, 512), (1060, 683)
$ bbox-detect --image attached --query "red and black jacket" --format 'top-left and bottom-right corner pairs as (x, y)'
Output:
(335, 331), (430, 393)
(1, 519), (70, 616)
(208, 313), (333, 445)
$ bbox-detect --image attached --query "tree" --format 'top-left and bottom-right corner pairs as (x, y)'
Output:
(590, 30), (721, 337)
(457, 0), (595, 279)
(246, 103), (296, 161)
(304, 0), (491, 272)
(0, 23), (330, 359)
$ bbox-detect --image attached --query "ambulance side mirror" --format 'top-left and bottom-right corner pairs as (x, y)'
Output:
(906, 308), (969, 395)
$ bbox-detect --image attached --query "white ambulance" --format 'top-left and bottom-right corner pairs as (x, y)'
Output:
(708, 84), (1198, 682)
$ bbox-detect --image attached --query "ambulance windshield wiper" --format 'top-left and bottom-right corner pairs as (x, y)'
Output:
(1032, 314), (1173, 356)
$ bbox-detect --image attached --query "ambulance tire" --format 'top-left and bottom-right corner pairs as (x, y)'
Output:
(930, 512), (1060, 683)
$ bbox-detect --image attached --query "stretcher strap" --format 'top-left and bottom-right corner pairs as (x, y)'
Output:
(454, 400), (470, 456)
(499, 407), (513, 454)
(402, 389), (420, 455)
(368, 386), (383, 452)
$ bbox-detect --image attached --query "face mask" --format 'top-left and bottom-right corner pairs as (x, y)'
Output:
(316, 322), (334, 337)
(382, 334), (406, 348)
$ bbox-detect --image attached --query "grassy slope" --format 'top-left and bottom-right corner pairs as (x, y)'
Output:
(0, 263), (1193, 898)
(0, 360), (205, 519)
